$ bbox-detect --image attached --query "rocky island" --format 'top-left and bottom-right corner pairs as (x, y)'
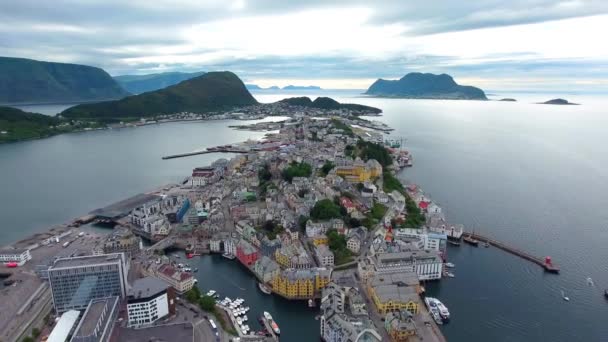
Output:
(365, 72), (487, 100)
(499, 98), (517, 102)
(539, 98), (579, 105)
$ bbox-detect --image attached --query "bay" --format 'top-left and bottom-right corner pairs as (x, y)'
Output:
(2, 91), (608, 341)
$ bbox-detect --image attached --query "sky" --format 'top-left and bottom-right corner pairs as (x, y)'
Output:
(1, 0), (608, 91)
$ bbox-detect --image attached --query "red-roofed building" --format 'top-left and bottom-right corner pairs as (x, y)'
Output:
(340, 197), (356, 214)
(150, 264), (195, 294)
(418, 201), (429, 211)
(237, 240), (259, 267)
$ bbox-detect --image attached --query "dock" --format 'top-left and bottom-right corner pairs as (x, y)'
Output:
(161, 149), (248, 160)
(463, 232), (560, 273)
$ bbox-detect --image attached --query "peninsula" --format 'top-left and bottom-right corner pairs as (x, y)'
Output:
(0, 56), (129, 104)
(365, 72), (487, 100)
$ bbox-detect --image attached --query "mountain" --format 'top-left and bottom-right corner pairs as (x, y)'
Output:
(246, 84), (263, 90)
(0, 106), (64, 142)
(539, 98), (579, 105)
(268, 86), (280, 90)
(283, 85), (322, 90)
(278, 96), (381, 113)
(365, 72), (487, 100)
(0, 56), (129, 104)
(61, 71), (258, 120)
(114, 71), (205, 94)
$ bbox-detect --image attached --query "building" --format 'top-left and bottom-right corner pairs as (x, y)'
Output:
(367, 273), (420, 315)
(271, 268), (331, 299)
(315, 245), (335, 267)
(148, 264), (195, 294)
(101, 228), (141, 257)
(48, 253), (129, 313)
(253, 256), (280, 283)
(0, 248), (32, 266)
(236, 240), (259, 267)
(385, 310), (417, 342)
(47, 310), (80, 342)
(359, 250), (443, 281)
(275, 243), (312, 269)
(127, 277), (176, 327)
(71, 296), (119, 342)
(260, 237), (281, 257)
(394, 228), (445, 252)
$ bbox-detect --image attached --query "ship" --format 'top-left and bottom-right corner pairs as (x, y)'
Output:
(424, 298), (443, 325)
(258, 282), (272, 295)
(463, 235), (479, 246)
(434, 299), (450, 321)
(222, 252), (236, 260)
(263, 312), (280, 335)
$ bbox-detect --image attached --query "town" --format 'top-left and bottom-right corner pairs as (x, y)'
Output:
(0, 105), (465, 342)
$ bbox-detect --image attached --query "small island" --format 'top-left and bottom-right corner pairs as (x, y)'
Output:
(499, 98), (517, 102)
(539, 98), (579, 105)
(365, 72), (487, 100)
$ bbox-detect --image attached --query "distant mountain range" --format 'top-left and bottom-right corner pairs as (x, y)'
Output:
(61, 71), (258, 120)
(114, 71), (206, 94)
(365, 72), (487, 100)
(246, 84), (322, 91)
(0, 56), (129, 104)
(279, 96), (381, 113)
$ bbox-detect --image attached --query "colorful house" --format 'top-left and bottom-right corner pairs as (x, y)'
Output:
(236, 240), (259, 267)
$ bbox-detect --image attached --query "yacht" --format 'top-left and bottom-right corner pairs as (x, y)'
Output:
(435, 299), (451, 321)
(424, 297), (444, 325)
(258, 282), (272, 294)
(562, 290), (570, 302)
(206, 290), (217, 297)
(444, 262), (455, 268)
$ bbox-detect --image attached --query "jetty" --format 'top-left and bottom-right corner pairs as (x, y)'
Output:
(463, 232), (560, 273)
(161, 148), (248, 160)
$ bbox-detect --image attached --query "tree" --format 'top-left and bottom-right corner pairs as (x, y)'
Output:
(22, 337), (34, 342)
(282, 161), (312, 182)
(258, 163), (272, 182)
(185, 287), (201, 303)
(310, 199), (342, 220)
(298, 215), (309, 232)
(31, 328), (40, 338)
(199, 295), (216, 312)
(320, 161), (335, 176)
(298, 188), (309, 198)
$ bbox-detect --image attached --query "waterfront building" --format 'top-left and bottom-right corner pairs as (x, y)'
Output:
(367, 273), (420, 315)
(0, 248), (32, 266)
(191, 166), (217, 187)
(101, 227), (141, 257)
(127, 277), (176, 327)
(360, 249), (442, 281)
(384, 310), (417, 342)
(48, 253), (129, 313)
(236, 239), (259, 267)
(271, 268), (331, 299)
(335, 159), (382, 183)
(224, 238), (237, 256)
(146, 263), (195, 294)
(71, 296), (119, 342)
(253, 256), (280, 283)
(315, 245), (335, 267)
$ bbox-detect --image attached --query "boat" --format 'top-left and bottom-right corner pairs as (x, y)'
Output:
(445, 262), (455, 268)
(222, 252), (236, 260)
(484, 241), (490, 248)
(206, 290), (217, 297)
(424, 297), (447, 324)
(258, 282), (272, 295)
(263, 311), (272, 321)
(444, 272), (455, 278)
(308, 298), (316, 307)
(561, 290), (570, 302)
(463, 235), (479, 246)
(447, 240), (461, 246)
(270, 321), (281, 335)
(587, 277), (594, 286)
(435, 299), (450, 321)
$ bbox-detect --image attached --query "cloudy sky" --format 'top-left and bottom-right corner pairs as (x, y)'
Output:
(1, 0), (608, 91)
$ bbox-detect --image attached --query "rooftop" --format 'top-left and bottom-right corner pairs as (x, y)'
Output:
(90, 193), (161, 219)
(73, 296), (119, 338)
(51, 253), (124, 269)
(118, 323), (194, 342)
(47, 310), (80, 342)
(128, 276), (168, 300)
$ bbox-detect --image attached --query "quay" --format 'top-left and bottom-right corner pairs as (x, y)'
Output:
(463, 232), (560, 273)
(162, 148), (248, 160)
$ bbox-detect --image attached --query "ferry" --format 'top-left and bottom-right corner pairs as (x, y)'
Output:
(435, 299), (451, 321)
(222, 252), (236, 260)
(263, 312), (281, 335)
(424, 297), (446, 324)
(258, 282), (272, 295)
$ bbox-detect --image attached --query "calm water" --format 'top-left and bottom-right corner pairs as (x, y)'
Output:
(3, 92), (608, 341)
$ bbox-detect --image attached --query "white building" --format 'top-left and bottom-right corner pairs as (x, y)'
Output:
(47, 310), (80, 342)
(346, 236), (361, 254)
(210, 238), (221, 253)
(362, 251), (443, 281)
(394, 228), (445, 252)
(0, 248), (32, 266)
(127, 277), (174, 327)
(315, 245), (335, 267)
(224, 238), (237, 256)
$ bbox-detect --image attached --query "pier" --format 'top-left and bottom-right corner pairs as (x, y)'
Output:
(161, 149), (248, 160)
(463, 232), (560, 273)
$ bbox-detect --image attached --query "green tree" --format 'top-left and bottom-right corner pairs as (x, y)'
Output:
(258, 163), (272, 182)
(282, 161), (312, 182)
(310, 199), (342, 220)
(199, 295), (216, 312)
(185, 287), (201, 303)
(22, 337), (34, 342)
(298, 215), (309, 232)
(320, 161), (335, 176)
(31, 328), (40, 338)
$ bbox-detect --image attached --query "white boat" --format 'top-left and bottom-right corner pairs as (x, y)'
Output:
(206, 290), (216, 297)
(562, 290), (570, 301)
(222, 252), (236, 260)
(263, 311), (272, 321)
(445, 262), (455, 268)
(587, 277), (595, 286)
(258, 282), (272, 294)
(424, 297), (444, 325)
(243, 306), (250, 313)
(435, 299), (450, 321)
(243, 315), (248, 322)
(446, 272), (455, 278)
(237, 317), (242, 325)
